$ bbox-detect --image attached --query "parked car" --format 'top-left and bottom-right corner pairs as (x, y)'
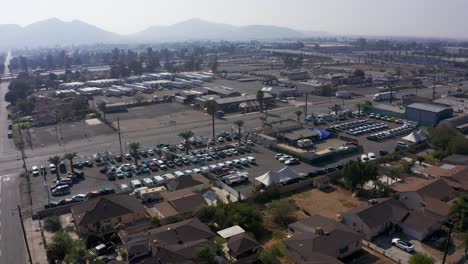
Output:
(71, 194), (87, 202)
(87, 190), (101, 199)
(360, 154), (369, 162)
(368, 152), (377, 161)
(392, 238), (415, 252)
(51, 185), (70, 196)
(100, 188), (115, 195)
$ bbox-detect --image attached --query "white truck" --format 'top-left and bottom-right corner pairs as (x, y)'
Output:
(373, 92), (397, 102)
(336, 90), (352, 99)
(297, 139), (313, 148)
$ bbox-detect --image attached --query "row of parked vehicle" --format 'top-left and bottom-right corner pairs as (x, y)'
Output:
(275, 153), (300, 165)
(48, 170), (86, 196)
(124, 156), (258, 191)
(45, 188), (115, 208)
(328, 119), (372, 132)
(366, 125), (414, 142)
(345, 122), (389, 136)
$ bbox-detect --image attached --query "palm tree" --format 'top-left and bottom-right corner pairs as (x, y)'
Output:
(294, 110), (303, 122)
(234, 120), (245, 144)
(256, 89), (265, 112)
(356, 103), (362, 113)
(128, 142), (141, 166)
(178, 130), (194, 155)
(63, 152), (77, 173)
(48, 155), (62, 181)
(205, 100), (219, 142)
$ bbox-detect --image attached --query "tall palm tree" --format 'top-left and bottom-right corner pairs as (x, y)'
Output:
(356, 103), (362, 113)
(63, 152), (77, 173)
(294, 110), (303, 122)
(256, 90), (265, 112)
(234, 120), (245, 144)
(205, 100), (219, 142)
(48, 155), (62, 181)
(128, 142), (141, 166)
(178, 130), (194, 155)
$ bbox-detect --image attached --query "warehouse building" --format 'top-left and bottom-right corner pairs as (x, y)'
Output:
(405, 103), (453, 126)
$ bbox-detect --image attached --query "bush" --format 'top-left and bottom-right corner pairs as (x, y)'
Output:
(44, 216), (62, 232)
(408, 253), (434, 264)
(253, 184), (280, 204)
(268, 200), (296, 227)
(259, 244), (285, 264)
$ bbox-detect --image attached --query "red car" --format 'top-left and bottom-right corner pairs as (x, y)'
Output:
(345, 141), (358, 146)
(115, 155), (123, 162)
(148, 162), (159, 171)
(86, 190), (101, 199)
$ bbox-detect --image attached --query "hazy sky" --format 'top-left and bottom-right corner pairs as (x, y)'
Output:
(1, 0), (467, 39)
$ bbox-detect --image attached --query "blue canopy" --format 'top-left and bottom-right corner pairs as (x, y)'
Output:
(311, 128), (331, 140)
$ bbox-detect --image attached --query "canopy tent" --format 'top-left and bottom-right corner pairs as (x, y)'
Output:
(311, 128), (331, 140)
(255, 166), (301, 187)
(402, 130), (427, 143)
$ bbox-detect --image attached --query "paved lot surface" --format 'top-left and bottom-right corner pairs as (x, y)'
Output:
(29, 144), (318, 211)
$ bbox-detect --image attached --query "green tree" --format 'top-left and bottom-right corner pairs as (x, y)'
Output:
(205, 100), (219, 142)
(294, 110), (303, 122)
(149, 216), (161, 226)
(257, 90), (265, 112)
(408, 253), (434, 264)
(48, 155), (62, 180)
(63, 240), (90, 264)
(342, 160), (378, 191)
(178, 130), (194, 155)
(451, 194), (468, 231)
(195, 245), (217, 264)
(353, 69), (365, 78)
(234, 120), (245, 144)
(428, 125), (458, 150)
(128, 142), (141, 166)
(44, 216), (62, 232)
(63, 152), (77, 173)
(259, 245), (284, 264)
(416, 156), (425, 165)
(268, 200), (296, 227)
(70, 95), (89, 118)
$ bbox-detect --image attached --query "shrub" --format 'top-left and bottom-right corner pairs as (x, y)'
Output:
(44, 216), (62, 233)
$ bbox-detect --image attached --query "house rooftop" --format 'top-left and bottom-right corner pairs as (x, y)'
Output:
(71, 194), (146, 226)
(407, 102), (452, 113)
(390, 177), (455, 201)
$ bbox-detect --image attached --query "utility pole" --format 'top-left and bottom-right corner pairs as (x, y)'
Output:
(442, 221), (453, 264)
(304, 93), (308, 121)
(117, 117), (123, 158)
(16, 205), (33, 264)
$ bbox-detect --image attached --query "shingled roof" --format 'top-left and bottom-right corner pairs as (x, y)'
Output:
(227, 233), (261, 258)
(71, 194), (146, 226)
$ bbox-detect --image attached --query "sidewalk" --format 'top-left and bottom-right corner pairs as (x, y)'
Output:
(24, 218), (48, 264)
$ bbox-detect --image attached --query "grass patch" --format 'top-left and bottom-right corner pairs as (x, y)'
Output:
(271, 229), (286, 240)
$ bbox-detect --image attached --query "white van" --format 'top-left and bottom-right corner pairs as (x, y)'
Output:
(153, 175), (165, 186)
(225, 161), (233, 168)
(184, 169), (193, 176)
(232, 159), (242, 167)
(130, 179), (142, 189)
(209, 165), (218, 172)
(142, 178), (155, 188)
(174, 171), (185, 178)
(247, 156), (256, 164)
(200, 166), (210, 174)
(239, 158), (249, 165)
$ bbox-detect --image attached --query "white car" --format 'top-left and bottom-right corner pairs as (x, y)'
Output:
(368, 152), (376, 161)
(72, 194), (87, 202)
(360, 154), (369, 162)
(49, 164), (57, 173)
(120, 184), (130, 192)
(392, 238), (414, 252)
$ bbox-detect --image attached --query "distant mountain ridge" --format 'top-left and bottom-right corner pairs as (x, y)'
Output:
(0, 18), (313, 48)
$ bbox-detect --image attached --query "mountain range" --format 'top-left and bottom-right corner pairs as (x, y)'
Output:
(0, 18), (322, 48)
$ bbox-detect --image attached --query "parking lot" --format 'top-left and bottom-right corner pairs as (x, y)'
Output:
(29, 142), (320, 212)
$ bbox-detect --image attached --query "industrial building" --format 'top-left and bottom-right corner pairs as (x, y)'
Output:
(405, 103), (453, 126)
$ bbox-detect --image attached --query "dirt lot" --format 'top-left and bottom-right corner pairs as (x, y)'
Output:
(290, 185), (365, 219)
(27, 119), (115, 148)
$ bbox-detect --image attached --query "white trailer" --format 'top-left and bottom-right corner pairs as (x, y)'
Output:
(336, 91), (352, 99)
(106, 88), (123, 97)
(140, 186), (167, 202)
(373, 92), (397, 102)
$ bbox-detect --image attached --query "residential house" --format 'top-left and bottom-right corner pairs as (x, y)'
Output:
(165, 174), (211, 192)
(118, 218), (217, 264)
(421, 164), (468, 191)
(70, 194), (147, 235)
(342, 198), (443, 241)
(227, 233), (262, 262)
(390, 177), (456, 218)
(153, 189), (208, 218)
(285, 214), (362, 264)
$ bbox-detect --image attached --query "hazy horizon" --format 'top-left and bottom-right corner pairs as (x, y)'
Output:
(1, 0), (468, 39)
